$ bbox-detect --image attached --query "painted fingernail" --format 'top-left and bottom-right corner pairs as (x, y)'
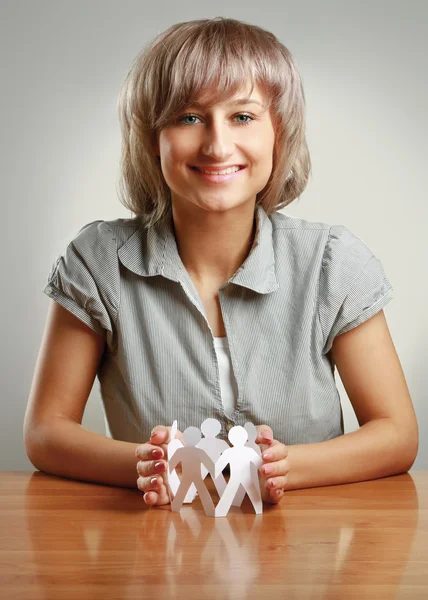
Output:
(155, 461), (164, 471)
(263, 465), (273, 475)
(152, 448), (162, 458)
(150, 477), (158, 485)
(263, 452), (273, 460)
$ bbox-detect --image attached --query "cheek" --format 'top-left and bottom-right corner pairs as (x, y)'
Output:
(252, 133), (275, 163)
(165, 133), (196, 158)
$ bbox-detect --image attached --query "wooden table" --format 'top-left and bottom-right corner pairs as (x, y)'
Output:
(1, 471), (427, 599)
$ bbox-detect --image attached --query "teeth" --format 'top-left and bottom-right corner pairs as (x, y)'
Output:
(196, 166), (241, 175)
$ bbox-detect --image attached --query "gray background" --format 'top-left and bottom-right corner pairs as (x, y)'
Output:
(1, 1), (426, 470)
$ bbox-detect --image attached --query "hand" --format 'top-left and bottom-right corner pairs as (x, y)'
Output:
(255, 424), (289, 504)
(135, 425), (183, 506)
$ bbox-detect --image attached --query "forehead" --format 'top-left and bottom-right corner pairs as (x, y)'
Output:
(188, 82), (269, 110)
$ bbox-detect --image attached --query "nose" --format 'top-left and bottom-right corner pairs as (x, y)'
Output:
(200, 118), (234, 160)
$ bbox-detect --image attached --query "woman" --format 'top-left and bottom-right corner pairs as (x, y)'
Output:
(25, 17), (418, 508)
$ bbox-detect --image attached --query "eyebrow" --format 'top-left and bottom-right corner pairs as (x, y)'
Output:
(189, 97), (265, 108)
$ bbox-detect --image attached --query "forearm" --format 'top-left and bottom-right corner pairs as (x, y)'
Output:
(25, 417), (140, 489)
(286, 418), (416, 491)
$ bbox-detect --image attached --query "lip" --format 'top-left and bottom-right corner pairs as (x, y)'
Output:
(188, 165), (246, 184)
(191, 164), (245, 169)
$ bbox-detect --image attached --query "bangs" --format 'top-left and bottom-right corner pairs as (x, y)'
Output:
(152, 19), (284, 130)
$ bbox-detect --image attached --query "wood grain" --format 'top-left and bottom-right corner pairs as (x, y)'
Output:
(0, 470), (427, 599)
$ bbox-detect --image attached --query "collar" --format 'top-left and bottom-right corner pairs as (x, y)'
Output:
(118, 204), (279, 295)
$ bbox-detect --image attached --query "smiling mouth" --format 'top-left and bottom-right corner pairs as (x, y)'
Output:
(189, 166), (246, 174)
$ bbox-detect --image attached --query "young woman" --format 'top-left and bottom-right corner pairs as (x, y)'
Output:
(24, 17), (418, 508)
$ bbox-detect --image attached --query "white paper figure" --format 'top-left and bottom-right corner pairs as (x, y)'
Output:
(214, 425), (263, 517)
(167, 420), (197, 503)
(169, 426), (217, 517)
(196, 418), (230, 498)
(232, 422), (262, 507)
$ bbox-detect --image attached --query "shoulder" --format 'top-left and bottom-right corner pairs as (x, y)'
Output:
(72, 216), (141, 249)
(269, 210), (331, 256)
(269, 210), (374, 267)
(270, 210), (331, 234)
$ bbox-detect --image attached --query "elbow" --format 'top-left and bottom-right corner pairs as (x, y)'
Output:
(24, 423), (43, 472)
(24, 420), (54, 474)
(396, 452), (418, 476)
(393, 421), (419, 475)
(401, 439), (419, 474)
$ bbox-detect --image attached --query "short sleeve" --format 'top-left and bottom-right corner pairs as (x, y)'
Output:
(318, 225), (394, 355)
(42, 220), (119, 345)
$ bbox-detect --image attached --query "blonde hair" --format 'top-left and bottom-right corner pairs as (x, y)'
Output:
(117, 17), (311, 228)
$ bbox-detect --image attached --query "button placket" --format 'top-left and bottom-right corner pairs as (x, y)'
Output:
(179, 281), (211, 330)
(218, 288), (241, 417)
(179, 280), (224, 411)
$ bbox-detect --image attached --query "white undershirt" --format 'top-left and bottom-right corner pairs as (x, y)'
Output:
(213, 336), (238, 417)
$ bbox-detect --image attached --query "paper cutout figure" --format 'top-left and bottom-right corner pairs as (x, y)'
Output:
(214, 425), (263, 517)
(196, 418), (230, 499)
(232, 422), (262, 507)
(169, 426), (217, 517)
(167, 419), (265, 517)
(167, 420), (197, 503)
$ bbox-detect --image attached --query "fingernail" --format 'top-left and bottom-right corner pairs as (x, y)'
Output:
(263, 465), (273, 475)
(150, 477), (158, 485)
(155, 461), (164, 471)
(275, 489), (283, 496)
(152, 449), (162, 458)
(263, 452), (273, 460)
(262, 430), (273, 441)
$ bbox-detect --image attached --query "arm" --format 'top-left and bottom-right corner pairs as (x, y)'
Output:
(202, 455), (216, 476)
(168, 451), (180, 472)
(24, 301), (140, 489)
(215, 453), (229, 479)
(286, 310), (419, 491)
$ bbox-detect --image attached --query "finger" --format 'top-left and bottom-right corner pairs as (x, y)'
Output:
(261, 440), (288, 462)
(150, 425), (184, 445)
(143, 491), (159, 505)
(136, 459), (168, 477)
(256, 425), (273, 445)
(150, 426), (171, 445)
(269, 488), (285, 504)
(137, 474), (164, 492)
(259, 457), (289, 479)
(144, 483), (170, 505)
(265, 474), (289, 491)
(135, 444), (165, 461)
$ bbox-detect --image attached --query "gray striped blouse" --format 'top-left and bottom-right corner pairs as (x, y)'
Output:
(42, 205), (394, 445)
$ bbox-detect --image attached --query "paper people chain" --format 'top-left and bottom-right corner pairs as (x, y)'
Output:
(167, 418), (264, 517)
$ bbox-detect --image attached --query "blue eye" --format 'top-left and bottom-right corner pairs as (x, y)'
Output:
(177, 113), (255, 127)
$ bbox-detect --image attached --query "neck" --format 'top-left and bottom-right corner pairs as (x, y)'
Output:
(171, 203), (258, 288)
